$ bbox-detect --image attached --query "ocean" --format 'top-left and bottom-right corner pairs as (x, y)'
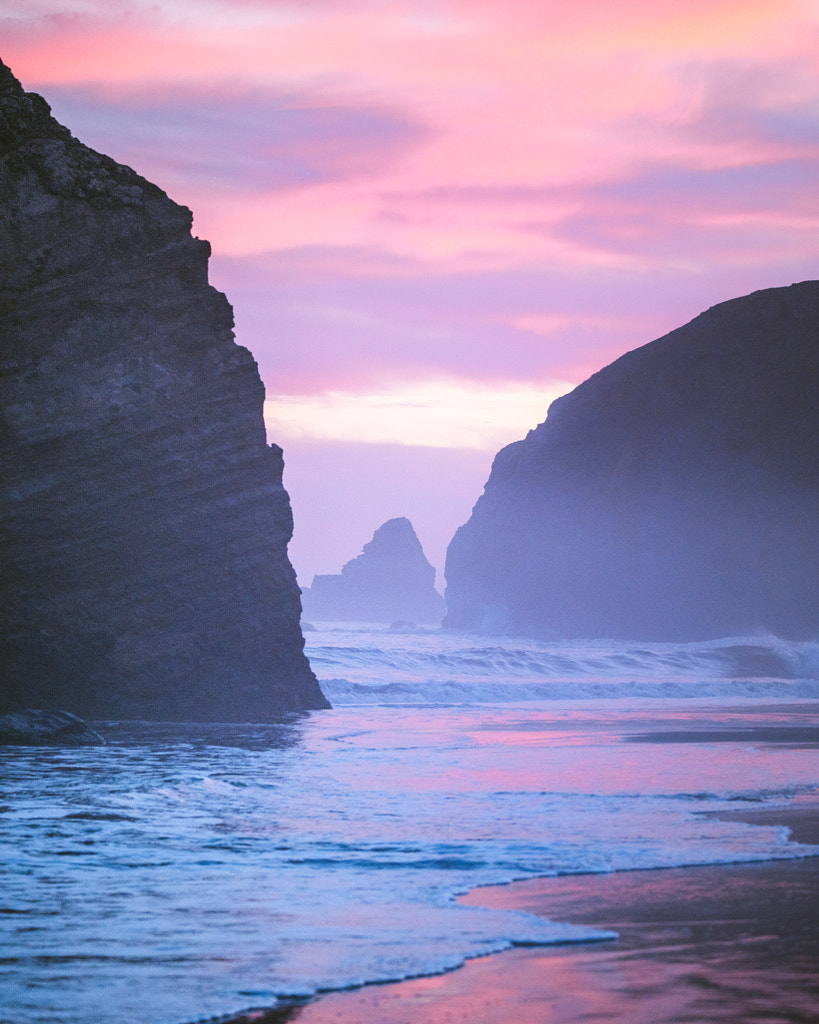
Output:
(2, 626), (818, 1024)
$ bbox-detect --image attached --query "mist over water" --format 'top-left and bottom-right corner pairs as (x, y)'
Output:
(1, 626), (818, 1024)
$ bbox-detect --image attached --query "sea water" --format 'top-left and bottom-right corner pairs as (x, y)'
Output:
(1, 627), (818, 1024)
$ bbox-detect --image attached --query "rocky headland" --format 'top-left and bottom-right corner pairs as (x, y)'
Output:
(301, 517), (446, 625)
(444, 281), (819, 640)
(0, 60), (329, 719)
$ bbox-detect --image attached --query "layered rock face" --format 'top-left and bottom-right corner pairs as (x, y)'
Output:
(0, 61), (329, 719)
(301, 517), (446, 624)
(445, 282), (819, 641)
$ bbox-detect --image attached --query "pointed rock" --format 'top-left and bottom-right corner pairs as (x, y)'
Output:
(302, 518), (446, 625)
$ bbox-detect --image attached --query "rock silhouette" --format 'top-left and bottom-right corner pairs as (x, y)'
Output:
(0, 60), (329, 719)
(302, 518), (446, 624)
(444, 281), (819, 641)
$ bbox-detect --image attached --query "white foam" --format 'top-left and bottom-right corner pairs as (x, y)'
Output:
(308, 628), (819, 704)
(1, 631), (817, 1024)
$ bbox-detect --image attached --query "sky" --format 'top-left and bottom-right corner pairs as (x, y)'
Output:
(4, 0), (819, 587)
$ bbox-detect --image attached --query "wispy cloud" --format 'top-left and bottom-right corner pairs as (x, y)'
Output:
(5, 0), (819, 578)
(43, 84), (428, 196)
(263, 379), (573, 449)
(9, 0), (819, 273)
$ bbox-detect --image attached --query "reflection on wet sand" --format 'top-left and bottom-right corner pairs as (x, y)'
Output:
(221, 801), (819, 1024)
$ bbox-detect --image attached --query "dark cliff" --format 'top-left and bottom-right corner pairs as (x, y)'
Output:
(301, 517), (446, 625)
(444, 281), (819, 641)
(0, 60), (329, 719)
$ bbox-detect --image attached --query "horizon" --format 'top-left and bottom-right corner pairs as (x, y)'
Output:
(5, 0), (819, 583)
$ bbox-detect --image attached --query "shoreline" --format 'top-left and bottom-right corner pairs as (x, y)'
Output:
(220, 799), (819, 1024)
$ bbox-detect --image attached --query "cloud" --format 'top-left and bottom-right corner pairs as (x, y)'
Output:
(212, 248), (669, 394)
(586, 159), (819, 213)
(6, 0), (819, 586)
(543, 157), (819, 267)
(8, 1), (819, 401)
(42, 83), (428, 195)
(263, 378), (573, 450)
(9, 0), (819, 276)
(678, 56), (819, 150)
(211, 237), (819, 414)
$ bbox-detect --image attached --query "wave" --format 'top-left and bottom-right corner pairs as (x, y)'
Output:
(321, 676), (819, 704)
(305, 628), (819, 704)
(3, 680), (818, 1024)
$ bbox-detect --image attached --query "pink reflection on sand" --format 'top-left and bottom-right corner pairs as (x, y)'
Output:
(322, 703), (819, 798)
(296, 862), (819, 1024)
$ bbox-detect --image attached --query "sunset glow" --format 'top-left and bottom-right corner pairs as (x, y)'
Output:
(264, 379), (572, 449)
(5, 0), (819, 580)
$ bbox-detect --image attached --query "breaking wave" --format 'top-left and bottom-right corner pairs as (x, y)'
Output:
(306, 627), (819, 704)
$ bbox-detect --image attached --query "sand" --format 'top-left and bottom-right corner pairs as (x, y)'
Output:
(222, 799), (819, 1024)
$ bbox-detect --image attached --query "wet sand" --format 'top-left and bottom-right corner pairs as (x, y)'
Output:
(224, 800), (819, 1024)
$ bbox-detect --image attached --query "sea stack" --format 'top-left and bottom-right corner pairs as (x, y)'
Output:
(0, 60), (329, 719)
(444, 282), (819, 641)
(301, 517), (446, 625)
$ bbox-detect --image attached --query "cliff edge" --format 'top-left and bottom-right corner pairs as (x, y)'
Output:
(444, 282), (819, 641)
(0, 60), (329, 719)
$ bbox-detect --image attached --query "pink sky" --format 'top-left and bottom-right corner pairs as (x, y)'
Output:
(5, 0), (819, 586)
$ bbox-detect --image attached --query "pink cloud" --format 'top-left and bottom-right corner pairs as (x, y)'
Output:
(7, 1), (819, 270)
(211, 228), (818, 401)
(5, 0), (819, 577)
(42, 83), (429, 196)
(211, 249), (659, 393)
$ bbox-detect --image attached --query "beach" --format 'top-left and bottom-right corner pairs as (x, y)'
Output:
(237, 800), (819, 1024)
(4, 655), (818, 1024)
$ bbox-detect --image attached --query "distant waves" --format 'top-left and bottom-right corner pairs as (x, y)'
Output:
(307, 628), (819, 704)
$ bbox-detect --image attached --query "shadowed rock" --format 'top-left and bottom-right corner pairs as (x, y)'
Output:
(444, 281), (819, 641)
(301, 517), (446, 625)
(0, 709), (105, 746)
(0, 60), (329, 719)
